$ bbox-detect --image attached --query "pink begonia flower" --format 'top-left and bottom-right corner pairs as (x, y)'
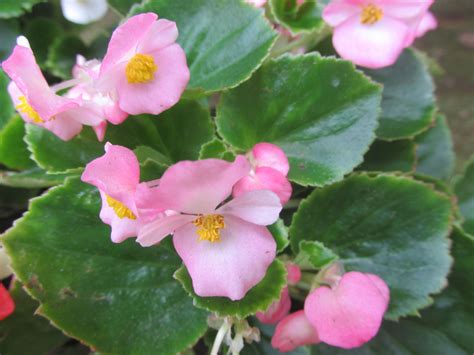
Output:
(416, 11), (437, 38)
(0, 284), (15, 321)
(256, 263), (301, 324)
(305, 271), (390, 349)
(272, 310), (320, 352)
(98, 13), (190, 115)
(233, 143), (292, 204)
(136, 156), (282, 300)
(323, 0), (434, 68)
(81, 143), (152, 243)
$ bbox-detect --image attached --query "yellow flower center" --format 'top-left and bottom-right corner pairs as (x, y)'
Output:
(106, 195), (137, 220)
(125, 53), (158, 84)
(193, 214), (225, 243)
(360, 3), (383, 25)
(16, 96), (44, 123)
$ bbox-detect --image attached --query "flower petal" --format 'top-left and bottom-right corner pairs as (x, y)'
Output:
(256, 287), (291, 324)
(137, 214), (195, 247)
(286, 263), (301, 285)
(322, 0), (360, 27)
(252, 142), (290, 176)
(137, 156), (250, 215)
(60, 0), (108, 25)
(416, 11), (437, 38)
(99, 192), (138, 243)
(0, 284), (15, 321)
(138, 19), (179, 53)
(271, 310), (320, 352)
(218, 189), (282, 226)
(380, 0), (433, 20)
(304, 271), (390, 349)
(173, 215), (276, 300)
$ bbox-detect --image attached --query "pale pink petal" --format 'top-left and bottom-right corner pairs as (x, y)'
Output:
(252, 142), (290, 176)
(137, 214), (195, 247)
(93, 121), (107, 141)
(138, 19), (179, 53)
(233, 167), (292, 205)
(286, 263), (301, 285)
(136, 156), (250, 215)
(173, 215), (276, 300)
(217, 190), (282, 226)
(81, 143), (139, 207)
(2, 45), (79, 121)
(416, 11), (437, 38)
(333, 14), (410, 68)
(104, 101), (128, 124)
(99, 191), (138, 243)
(380, 0), (433, 20)
(43, 114), (83, 141)
(116, 44), (190, 115)
(304, 271), (390, 349)
(100, 13), (158, 75)
(271, 311), (320, 352)
(256, 287), (291, 324)
(322, 1), (360, 27)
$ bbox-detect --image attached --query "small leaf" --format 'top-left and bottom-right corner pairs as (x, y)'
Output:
(199, 138), (234, 161)
(0, 116), (36, 170)
(0, 280), (67, 354)
(46, 35), (89, 79)
(415, 115), (455, 180)
(216, 54), (381, 186)
(290, 174), (453, 319)
(359, 139), (416, 172)
(0, 168), (73, 188)
(268, 219), (290, 253)
(364, 49), (436, 140)
(295, 240), (338, 269)
(269, 0), (326, 34)
(131, 0), (277, 94)
(454, 157), (474, 235)
(175, 259), (287, 318)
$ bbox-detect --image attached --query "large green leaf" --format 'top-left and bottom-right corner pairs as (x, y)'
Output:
(0, 69), (14, 131)
(364, 49), (436, 140)
(46, 35), (89, 79)
(175, 259), (287, 318)
(269, 0), (326, 34)
(290, 174), (453, 319)
(0, 168), (73, 188)
(131, 0), (277, 94)
(359, 139), (416, 173)
(0, 116), (36, 170)
(454, 157), (474, 234)
(216, 54), (381, 186)
(2, 178), (208, 354)
(0, 280), (67, 355)
(415, 115), (455, 180)
(26, 100), (213, 173)
(0, 0), (43, 18)
(312, 228), (474, 355)
(24, 17), (62, 66)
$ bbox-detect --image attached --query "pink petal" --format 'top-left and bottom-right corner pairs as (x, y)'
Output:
(138, 19), (179, 53)
(0, 284), (15, 321)
(116, 44), (190, 115)
(2, 45), (79, 121)
(233, 167), (292, 205)
(136, 156), (250, 215)
(137, 214), (195, 247)
(173, 215), (276, 300)
(380, 0), (433, 20)
(322, 0), (360, 27)
(217, 189), (282, 226)
(93, 121), (107, 141)
(252, 142), (290, 176)
(100, 13), (158, 75)
(286, 263), (301, 285)
(81, 143), (140, 208)
(332, 14), (410, 68)
(271, 310), (320, 352)
(416, 11), (437, 38)
(256, 286), (291, 324)
(43, 113), (83, 141)
(99, 191), (138, 243)
(304, 271), (390, 349)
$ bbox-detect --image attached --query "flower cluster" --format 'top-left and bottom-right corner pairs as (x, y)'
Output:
(1, 13), (189, 141)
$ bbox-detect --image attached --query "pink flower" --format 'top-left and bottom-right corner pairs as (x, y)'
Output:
(272, 310), (320, 352)
(233, 143), (292, 204)
(256, 263), (301, 324)
(304, 271), (390, 349)
(415, 11), (437, 38)
(0, 284), (15, 320)
(136, 157), (282, 300)
(81, 143), (151, 243)
(323, 0), (433, 68)
(97, 13), (190, 116)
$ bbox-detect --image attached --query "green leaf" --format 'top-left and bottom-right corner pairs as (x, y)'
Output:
(359, 139), (416, 173)
(46, 35), (89, 79)
(175, 259), (287, 318)
(454, 157), (474, 234)
(268, 219), (290, 253)
(0, 69), (14, 131)
(2, 178), (208, 354)
(0, 0), (43, 18)
(216, 54), (381, 187)
(134, 146), (169, 181)
(26, 100), (213, 173)
(364, 49), (436, 140)
(0, 280), (67, 355)
(290, 174), (453, 319)
(131, 0), (277, 94)
(0, 116), (36, 170)
(269, 0), (326, 34)
(295, 240), (338, 269)
(108, 0), (142, 15)
(0, 168), (74, 188)
(24, 18), (62, 66)
(199, 138), (234, 161)
(415, 115), (455, 180)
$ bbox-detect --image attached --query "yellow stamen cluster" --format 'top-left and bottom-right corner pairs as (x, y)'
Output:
(16, 96), (44, 123)
(360, 3), (383, 25)
(193, 214), (225, 243)
(125, 53), (158, 84)
(106, 195), (137, 220)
